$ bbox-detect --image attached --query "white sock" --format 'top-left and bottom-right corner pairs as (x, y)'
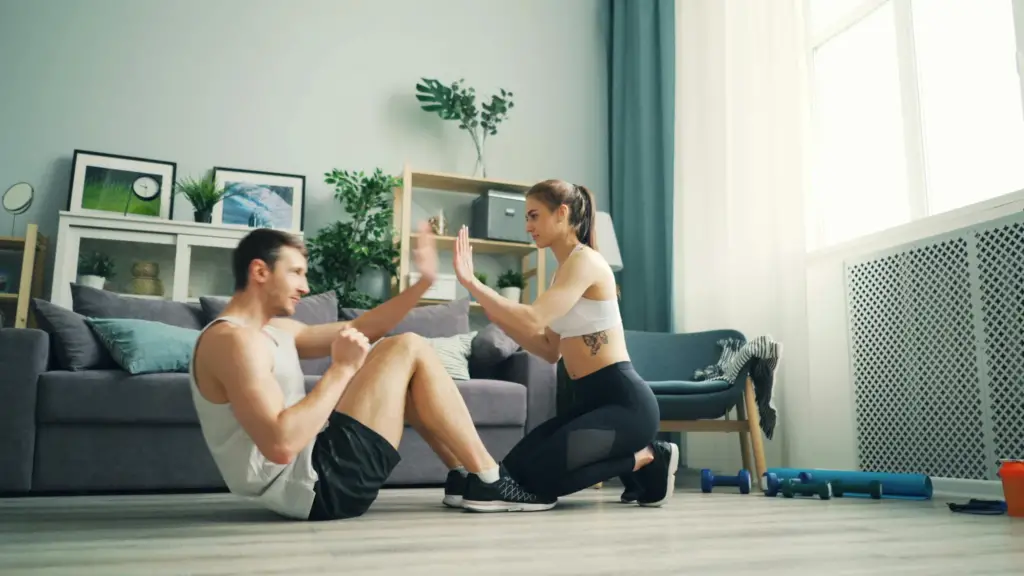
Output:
(452, 466), (468, 477)
(477, 466), (500, 484)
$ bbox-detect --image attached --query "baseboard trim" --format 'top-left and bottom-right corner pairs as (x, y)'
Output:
(932, 477), (1005, 501)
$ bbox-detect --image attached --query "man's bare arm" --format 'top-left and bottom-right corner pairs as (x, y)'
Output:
(275, 222), (441, 358)
(202, 327), (358, 464)
(272, 277), (434, 358)
(349, 277), (433, 342)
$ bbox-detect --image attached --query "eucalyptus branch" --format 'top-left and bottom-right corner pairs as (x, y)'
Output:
(416, 77), (514, 175)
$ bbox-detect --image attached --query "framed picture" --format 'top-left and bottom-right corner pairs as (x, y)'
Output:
(67, 150), (176, 219)
(211, 167), (306, 232)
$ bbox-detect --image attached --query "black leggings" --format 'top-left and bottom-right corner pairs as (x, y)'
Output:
(501, 361), (660, 499)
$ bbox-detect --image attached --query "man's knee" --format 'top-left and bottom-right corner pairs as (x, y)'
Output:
(375, 332), (426, 357)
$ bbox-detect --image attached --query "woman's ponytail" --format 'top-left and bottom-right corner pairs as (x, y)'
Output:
(576, 184), (598, 251)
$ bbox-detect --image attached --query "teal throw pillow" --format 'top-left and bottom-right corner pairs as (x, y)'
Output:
(86, 318), (200, 375)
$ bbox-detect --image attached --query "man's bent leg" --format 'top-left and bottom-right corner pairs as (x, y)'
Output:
(404, 340), (498, 475)
(333, 333), (422, 448)
(405, 393), (461, 469)
(307, 334), (419, 521)
(404, 392), (469, 509)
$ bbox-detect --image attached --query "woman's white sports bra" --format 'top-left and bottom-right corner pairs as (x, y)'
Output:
(547, 244), (623, 338)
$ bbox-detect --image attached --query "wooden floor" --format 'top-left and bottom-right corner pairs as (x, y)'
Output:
(2, 484), (1022, 575)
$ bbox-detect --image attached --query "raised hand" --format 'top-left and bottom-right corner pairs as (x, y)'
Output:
(412, 221), (438, 283)
(331, 327), (371, 369)
(453, 225), (476, 287)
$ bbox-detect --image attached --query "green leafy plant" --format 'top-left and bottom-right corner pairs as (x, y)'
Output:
(474, 272), (489, 286)
(175, 173), (229, 221)
(306, 168), (401, 310)
(415, 78), (514, 177)
(78, 251), (115, 278)
(497, 270), (525, 290)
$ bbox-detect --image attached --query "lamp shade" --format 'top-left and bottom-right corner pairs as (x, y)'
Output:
(594, 211), (623, 272)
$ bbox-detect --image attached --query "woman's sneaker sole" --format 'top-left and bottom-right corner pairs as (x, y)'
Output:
(442, 495), (463, 508)
(639, 442), (679, 508)
(462, 500), (556, 513)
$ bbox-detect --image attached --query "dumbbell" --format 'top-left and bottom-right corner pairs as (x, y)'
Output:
(763, 471), (813, 497)
(832, 479), (883, 499)
(700, 468), (752, 494)
(780, 478), (832, 500)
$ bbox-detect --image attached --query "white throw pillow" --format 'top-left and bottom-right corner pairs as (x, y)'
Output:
(425, 332), (478, 381)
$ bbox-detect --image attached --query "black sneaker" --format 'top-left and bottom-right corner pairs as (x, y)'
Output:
(462, 466), (557, 512)
(619, 472), (644, 503)
(633, 441), (679, 507)
(443, 469), (467, 508)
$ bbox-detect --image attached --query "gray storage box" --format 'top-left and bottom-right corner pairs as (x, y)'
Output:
(471, 190), (532, 244)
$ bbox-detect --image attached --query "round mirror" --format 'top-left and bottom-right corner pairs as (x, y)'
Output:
(2, 182), (33, 215)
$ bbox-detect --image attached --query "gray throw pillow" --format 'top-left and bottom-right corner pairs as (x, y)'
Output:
(339, 298), (471, 338)
(471, 322), (522, 368)
(70, 284), (206, 331)
(426, 332), (477, 381)
(199, 291), (338, 325)
(31, 298), (116, 371)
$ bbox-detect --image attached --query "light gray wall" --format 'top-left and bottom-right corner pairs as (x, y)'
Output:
(0, 0), (609, 299)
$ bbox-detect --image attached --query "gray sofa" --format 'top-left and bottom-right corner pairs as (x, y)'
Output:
(0, 287), (556, 495)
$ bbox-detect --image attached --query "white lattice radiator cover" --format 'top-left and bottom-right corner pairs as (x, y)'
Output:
(844, 212), (1024, 481)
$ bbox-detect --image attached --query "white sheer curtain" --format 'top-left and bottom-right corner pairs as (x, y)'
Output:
(673, 0), (812, 470)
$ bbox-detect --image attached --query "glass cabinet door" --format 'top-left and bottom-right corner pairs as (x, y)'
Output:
(174, 235), (238, 303)
(53, 227), (176, 307)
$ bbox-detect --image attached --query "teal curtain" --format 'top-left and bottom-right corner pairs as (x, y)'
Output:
(609, 0), (675, 333)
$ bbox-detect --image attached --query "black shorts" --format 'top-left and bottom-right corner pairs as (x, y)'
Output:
(307, 412), (401, 521)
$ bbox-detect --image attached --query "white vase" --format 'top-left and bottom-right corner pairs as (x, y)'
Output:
(499, 287), (522, 302)
(78, 275), (106, 290)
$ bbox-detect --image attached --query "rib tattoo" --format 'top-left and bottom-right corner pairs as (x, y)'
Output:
(582, 331), (609, 355)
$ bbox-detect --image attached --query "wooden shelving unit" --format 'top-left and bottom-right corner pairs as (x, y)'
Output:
(393, 165), (546, 304)
(0, 223), (48, 328)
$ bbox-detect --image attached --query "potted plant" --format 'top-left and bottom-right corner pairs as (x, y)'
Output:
(175, 173), (229, 223)
(415, 77), (514, 178)
(307, 168), (401, 310)
(497, 270), (525, 302)
(77, 251), (115, 290)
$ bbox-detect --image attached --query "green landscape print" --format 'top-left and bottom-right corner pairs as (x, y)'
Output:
(81, 166), (162, 216)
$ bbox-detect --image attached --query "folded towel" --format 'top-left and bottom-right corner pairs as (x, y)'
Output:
(695, 335), (781, 439)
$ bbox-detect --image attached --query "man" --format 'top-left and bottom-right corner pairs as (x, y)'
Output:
(189, 224), (552, 521)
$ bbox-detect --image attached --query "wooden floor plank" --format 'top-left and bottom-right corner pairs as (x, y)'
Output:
(1, 487), (1022, 575)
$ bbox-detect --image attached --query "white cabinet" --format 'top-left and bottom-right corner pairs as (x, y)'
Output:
(50, 211), (303, 308)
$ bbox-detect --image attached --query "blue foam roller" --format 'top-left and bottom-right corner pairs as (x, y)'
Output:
(766, 468), (932, 500)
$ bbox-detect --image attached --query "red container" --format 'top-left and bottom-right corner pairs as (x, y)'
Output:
(998, 460), (1024, 518)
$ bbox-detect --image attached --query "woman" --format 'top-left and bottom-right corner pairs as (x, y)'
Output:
(452, 179), (678, 513)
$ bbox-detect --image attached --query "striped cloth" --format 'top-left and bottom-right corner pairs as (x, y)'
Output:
(694, 335), (781, 440)
(425, 332), (478, 381)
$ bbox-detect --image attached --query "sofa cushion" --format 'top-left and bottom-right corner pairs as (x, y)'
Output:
(200, 291), (338, 376)
(39, 371), (527, 428)
(470, 323), (521, 373)
(31, 298), (116, 371)
(302, 375), (526, 427)
(38, 371), (199, 424)
(86, 318), (199, 375)
(198, 291), (338, 326)
(339, 298), (470, 338)
(71, 284), (206, 330)
(648, 379), (731, 395)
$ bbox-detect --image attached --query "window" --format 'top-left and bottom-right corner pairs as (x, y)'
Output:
(807, 0), (1024, 250)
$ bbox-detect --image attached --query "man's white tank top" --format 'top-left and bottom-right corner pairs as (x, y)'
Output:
(188, 316), (319, 520)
